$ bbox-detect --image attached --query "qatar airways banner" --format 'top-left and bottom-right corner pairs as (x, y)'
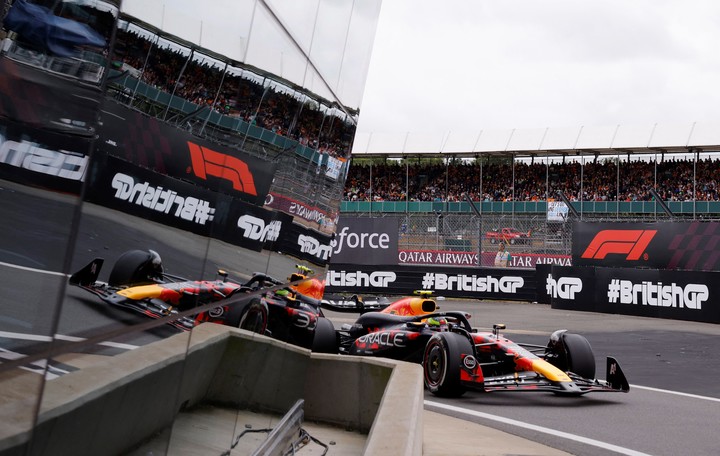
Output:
(573, 221), (720, 271)
(264, 192), (336, 232)
(325, 263), (537, 301)
(329, 216), (399, 265)
(398, 250), (571, 268)
(546, 265), (720, 324)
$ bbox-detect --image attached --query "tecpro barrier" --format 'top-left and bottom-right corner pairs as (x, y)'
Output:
(543, 265), (720, 324)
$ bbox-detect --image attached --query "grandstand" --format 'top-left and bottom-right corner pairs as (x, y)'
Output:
(342, 125), (720, 257)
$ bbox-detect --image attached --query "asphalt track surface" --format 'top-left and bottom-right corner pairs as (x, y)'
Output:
(3, 181), (720, 455)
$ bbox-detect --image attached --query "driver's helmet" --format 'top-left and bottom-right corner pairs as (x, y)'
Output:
(426, 317), (449, 331)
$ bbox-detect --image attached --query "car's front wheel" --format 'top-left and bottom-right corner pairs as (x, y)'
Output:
(423, 332), (472, 397)
(546, 331), (596, 379)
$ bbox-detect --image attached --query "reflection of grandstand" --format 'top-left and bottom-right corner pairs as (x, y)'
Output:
(1, 39), (106, 83)
(0, 0), (112, 83)
(106, 21), (353, 222)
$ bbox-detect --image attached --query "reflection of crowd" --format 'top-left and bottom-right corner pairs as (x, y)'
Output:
(114, 28), (354, 158)
(344, 158), (720, 202)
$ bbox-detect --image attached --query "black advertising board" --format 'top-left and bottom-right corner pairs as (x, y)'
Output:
(0, 117), (92, 194)
(573, 220), (720, 271)
(593, 267), (719, 323)
(325, 264), (537, 301)
(85, 154), (216, 236)
(547, 265), (720, 324)
(97, 101), (276, 206)
(211, 194), (294, 252)
(544, 266), (597, 311)
(329, 216), (399, 265)
(277, 223), (333, 266)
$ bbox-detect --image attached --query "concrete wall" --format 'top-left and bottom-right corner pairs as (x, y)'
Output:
(0, 323), (424, 456)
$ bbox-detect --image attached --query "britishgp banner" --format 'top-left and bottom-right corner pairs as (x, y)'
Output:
(573, 220), (720, 271)
(546, 265), (720, 324)
(330, 216), (399, 265)
(85, 154), (216, 236)
(325, 264), (537, 301)
(98, 101), (276, 206)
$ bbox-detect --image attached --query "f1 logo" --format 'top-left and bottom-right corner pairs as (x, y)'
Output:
(581, 230), (656, 260)
(188, 142), (257, 195)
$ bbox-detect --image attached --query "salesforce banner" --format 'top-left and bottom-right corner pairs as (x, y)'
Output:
(546, 265), (720, 324)
(325, 263), (537, 301)
(330, 216), (399, 265)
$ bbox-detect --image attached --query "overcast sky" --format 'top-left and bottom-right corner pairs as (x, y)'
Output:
(355, 0), (720, 136)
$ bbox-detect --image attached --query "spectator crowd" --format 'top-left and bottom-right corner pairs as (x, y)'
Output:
(343, 157), (720, 203)
(113, 27), (355, 159)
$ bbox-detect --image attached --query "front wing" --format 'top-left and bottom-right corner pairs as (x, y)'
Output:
(462, 357), (630, 395)
(75, 282), (195, 331)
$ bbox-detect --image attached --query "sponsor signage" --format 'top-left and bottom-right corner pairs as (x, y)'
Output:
(210, 194), (293, 252)
(573, 221), (720, 271)
(330, 216), (399, 265)
(325, 263), (537, 301)
(98, 101), (276, 206)
(540, 265), (596, 309)
(547, 265), (720, 324)
(86, 155), (216, 236)
(398, 250), (571, 268)
(276, 222), (333, 266)
(264, 192), (333, 229)
(0, 119), (92, 194)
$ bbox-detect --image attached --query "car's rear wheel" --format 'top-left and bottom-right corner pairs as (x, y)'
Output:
(311, 317), (337, 353)
(237, 298), (268, 334)
(423, 332), (472, 397)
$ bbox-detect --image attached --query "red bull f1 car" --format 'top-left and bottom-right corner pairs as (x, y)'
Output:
(335, 308), (629, 397)
(68, 250), (339, 351)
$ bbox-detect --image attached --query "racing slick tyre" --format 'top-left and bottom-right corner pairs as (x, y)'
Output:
(311, 317), (338, 353)
(547, 331), (596, 380)
(423, 332), (473, 397)
(238, 298), (269, 334)
(108, 250), (162, 286)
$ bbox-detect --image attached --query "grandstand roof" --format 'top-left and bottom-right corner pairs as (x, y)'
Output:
(351, 121), (720, 158)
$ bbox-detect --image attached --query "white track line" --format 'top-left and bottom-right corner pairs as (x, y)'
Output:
(0, 331), (138, 351)
(425, 400), (654, 456)
(630, 384), (720, 403)
(0, 261), (68, 277)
